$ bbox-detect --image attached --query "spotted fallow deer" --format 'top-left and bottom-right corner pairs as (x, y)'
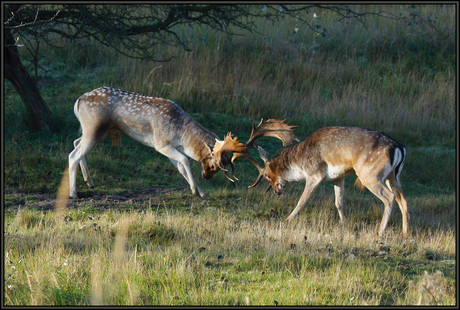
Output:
(68, 87), (294, 199)
(233, 126), (409, 237)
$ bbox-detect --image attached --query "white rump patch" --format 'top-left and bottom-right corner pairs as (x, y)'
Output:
(392, 148), (402, 169)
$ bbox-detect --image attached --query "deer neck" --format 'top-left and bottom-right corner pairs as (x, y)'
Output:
(182, 118), (220, 163)
(269, 143), (308, 182)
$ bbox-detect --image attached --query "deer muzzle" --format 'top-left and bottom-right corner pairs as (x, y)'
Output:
(201, 170), (212, 180)
(273, 183), (284, 195)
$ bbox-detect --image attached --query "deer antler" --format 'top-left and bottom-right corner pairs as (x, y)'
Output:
(212, 132), (248, 171)
(231, 146), (272, 189)
(231, 152), (263, 187)
(222, 161), (238, 183)
(244, 119), (299, 149)
(214, 119), (299, 184)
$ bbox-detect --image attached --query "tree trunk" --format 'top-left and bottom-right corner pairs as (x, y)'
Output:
(4, 30), (58, 132)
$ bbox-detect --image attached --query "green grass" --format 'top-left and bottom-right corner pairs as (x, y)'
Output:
(4, 4), (455, 306)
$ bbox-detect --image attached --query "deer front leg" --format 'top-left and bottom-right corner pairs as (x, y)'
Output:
(159, 146), (207, 197)
(168, 158), (207, 197)
(286, 177), (322, 221)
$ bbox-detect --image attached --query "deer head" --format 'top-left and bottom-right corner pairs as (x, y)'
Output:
(201, 134), (245, 182)
(230, 118), (299, 190)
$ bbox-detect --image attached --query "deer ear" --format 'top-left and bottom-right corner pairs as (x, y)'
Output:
(204, 142), (214, 157)
(257, 146), (269, 163)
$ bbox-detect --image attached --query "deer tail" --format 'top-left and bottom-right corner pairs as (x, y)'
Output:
(354, 177), (365, 191)
(111, 132), (122, 147)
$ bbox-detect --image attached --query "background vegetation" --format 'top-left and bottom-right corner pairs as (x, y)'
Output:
(4, 4), (456, 306)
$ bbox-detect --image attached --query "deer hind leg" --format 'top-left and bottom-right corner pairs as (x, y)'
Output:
(386, 175), (409, 238)
(358, 175), (396, 237)
(73, 137), (94, 188)
(333, 178), (346, 222)
(286, 176), (323, 221)
(69, 127), (109, 199)
(159, 146), (207, 197)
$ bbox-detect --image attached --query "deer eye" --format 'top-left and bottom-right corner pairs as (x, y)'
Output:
(265, 173), (271, 181)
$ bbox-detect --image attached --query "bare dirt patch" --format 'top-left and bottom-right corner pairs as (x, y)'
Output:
(4, 186), (186, 211)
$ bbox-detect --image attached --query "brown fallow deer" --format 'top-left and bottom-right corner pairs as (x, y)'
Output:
(233, 126), (409, 237)
(68, 87), (295, 199)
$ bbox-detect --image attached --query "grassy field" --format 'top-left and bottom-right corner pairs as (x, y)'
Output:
(4, 4), (456, 305)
